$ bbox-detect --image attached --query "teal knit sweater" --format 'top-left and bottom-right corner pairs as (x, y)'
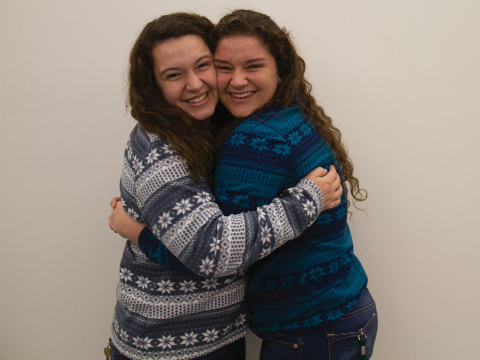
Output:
(214, 103), (367, 337)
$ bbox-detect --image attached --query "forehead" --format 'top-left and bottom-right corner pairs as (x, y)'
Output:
(152, 34), (211, 69)
(214, 35), (272, 58)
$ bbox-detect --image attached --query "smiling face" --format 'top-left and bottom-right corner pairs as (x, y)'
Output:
(152, 34), (218, 122)
(214, 35), (279, 119)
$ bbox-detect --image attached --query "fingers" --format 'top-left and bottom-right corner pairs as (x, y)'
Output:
(332, 173), (341, 190)
(110, 196), (121, 209)
(305, 166), (343, 211)
(325, 166), (341, 189)
(316, 167), (328, 177)
(109, 197), (119, 233)
(108, 215), (117, 233)
(305, 167), (327, 181)
(322, 165), (338, 181)
(333, 182), (343, 198)
(315, 166), (343, 211)
(324, 187), (342, 210)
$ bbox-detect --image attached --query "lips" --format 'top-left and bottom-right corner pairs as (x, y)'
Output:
(230, 91), (255, 98)
(184, 92), (208, 103)
(228, 91), (257, 103)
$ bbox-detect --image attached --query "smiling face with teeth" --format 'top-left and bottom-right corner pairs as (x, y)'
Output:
(153, 35), (218, 123)
(214, 35), (279, 119)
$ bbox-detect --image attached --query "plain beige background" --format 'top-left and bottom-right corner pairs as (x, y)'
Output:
(1, 0), (479, 359)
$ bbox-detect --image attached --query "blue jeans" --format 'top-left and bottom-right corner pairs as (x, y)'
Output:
(110, 337), (245, 360)
(259, 289), (378, 360)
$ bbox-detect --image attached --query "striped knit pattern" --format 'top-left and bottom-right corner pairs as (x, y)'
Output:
(214, 103), (368, 337)
(111, 124), (325, 360)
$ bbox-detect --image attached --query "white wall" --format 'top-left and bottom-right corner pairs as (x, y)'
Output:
(1, 1), (479, 359)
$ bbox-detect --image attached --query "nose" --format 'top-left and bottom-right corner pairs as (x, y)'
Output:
(185, 72), (203, 91)
(230, 70), (248, 88)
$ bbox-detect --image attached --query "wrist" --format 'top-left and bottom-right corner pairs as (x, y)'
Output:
(297, 178), (325, 214)
(123, 222), (145, 245)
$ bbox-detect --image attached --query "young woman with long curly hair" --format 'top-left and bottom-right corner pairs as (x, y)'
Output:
(210, 10), (377, 360)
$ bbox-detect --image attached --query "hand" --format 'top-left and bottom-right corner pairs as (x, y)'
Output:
(110, 196), (121, 210)
(305, 166), (342, 211)
(108, 197), (121, 233)
(108, 197), (144, 245)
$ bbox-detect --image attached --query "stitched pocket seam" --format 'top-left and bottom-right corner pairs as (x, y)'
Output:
(340, 300), (376, 321)
(264, 339), (301, 349)
(327, 313), (377, 345)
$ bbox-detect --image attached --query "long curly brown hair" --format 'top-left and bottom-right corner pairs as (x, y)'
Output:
(128, 13), (217, 186)
(211, 9), (367, 209)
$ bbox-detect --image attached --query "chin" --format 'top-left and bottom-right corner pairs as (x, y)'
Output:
(183, 105), (215, 121)
(230, 108), (255, 119)
(191, 109), (215, 121)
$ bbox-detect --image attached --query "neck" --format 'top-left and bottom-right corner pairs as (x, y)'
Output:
(199, 117), (212, 127)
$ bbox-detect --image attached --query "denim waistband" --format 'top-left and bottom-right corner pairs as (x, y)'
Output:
(349, 288), (374, 313)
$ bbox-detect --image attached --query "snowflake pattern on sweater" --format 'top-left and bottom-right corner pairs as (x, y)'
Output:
(110, 125), (325, 360)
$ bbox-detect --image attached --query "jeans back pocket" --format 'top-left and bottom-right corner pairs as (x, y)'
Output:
(327, 303), (378, 360)
(260, 337), (303, 360)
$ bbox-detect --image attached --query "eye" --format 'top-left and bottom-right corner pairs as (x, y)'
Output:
(247, 64), (262, 70)
(197, 61), (211, 70)
(214, 64), (232, 71)
(165, 73), (180, 80)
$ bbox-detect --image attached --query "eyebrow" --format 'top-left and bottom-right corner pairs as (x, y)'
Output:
(160, 55), (213, 76)
(245, 58), (268, 64)
(213, 58), (267, 64)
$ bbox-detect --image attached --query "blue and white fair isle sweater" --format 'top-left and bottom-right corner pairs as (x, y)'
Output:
(214, 103), (368, 337)
(111, 124), (325, 360)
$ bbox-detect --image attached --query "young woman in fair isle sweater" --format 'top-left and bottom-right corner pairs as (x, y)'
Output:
(106, 12), (343, 360)
(113, 10), (379, 360)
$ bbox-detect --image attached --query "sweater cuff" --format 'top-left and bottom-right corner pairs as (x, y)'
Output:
(137, 226), (152, 253)
(296, 178), (325, 215)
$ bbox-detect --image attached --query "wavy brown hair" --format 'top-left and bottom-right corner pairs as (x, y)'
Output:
(211, 9), (367, 209)
(128, 13), (217, 186)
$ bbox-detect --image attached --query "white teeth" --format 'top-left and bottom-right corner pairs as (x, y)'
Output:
(231, 91), (254, 98)
(186, 93), (207, 103)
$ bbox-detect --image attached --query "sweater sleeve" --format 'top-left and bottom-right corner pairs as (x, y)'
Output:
(137, 226), (196, 276)
(120, 126), (323, 278)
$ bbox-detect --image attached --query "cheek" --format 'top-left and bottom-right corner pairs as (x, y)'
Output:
(265, 67), (279, 91)
(269, 82), (278, 95)
(205, 68), (217, 85)
(264, 82), (278, 101)
(215, 73), (228, 93)
(161, 83), (183, 104)
(267, 74), (279, 92)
